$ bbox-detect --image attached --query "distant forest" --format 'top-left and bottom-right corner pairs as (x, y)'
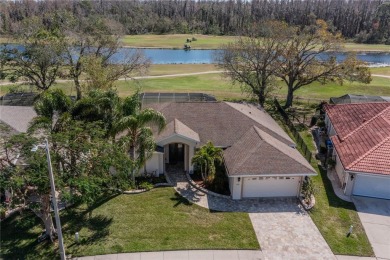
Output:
(1, 0), (389, 44)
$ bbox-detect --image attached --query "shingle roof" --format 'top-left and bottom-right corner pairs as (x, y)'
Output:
(325, 103), (390, 175)
(156, 118), (200, 143)
(147, 102), (294, 147)
(0, 106), (37, 133)
(224, 126), (316, 176)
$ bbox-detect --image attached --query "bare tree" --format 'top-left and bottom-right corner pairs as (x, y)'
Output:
(276, 20), (371, 108)
(64, 15), (150, 99)
(216, 21), (288, 107)
(2, 17), (64, 91)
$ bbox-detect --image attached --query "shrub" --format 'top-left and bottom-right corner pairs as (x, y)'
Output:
(138, 181), (153, 191)
(192, 37), (197, 41)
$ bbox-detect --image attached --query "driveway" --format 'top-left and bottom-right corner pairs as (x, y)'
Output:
(249, 205), (335, 260)
(353, 197), (390, 260)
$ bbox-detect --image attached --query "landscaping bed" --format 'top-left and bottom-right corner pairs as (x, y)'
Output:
(191, 163), (230, 196)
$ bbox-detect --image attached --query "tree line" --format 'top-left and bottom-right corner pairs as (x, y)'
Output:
(1, 0), (389, 44)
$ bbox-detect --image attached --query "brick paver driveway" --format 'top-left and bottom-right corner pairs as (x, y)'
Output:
(168, 171), (335, 259)
(249, 206), (335, 259)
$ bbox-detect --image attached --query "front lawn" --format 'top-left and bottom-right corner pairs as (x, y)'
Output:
(0, 188), (259, 259)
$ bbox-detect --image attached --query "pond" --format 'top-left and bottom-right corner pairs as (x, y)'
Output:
(112, 48), (390, 67)
(3, 44), (390, 67)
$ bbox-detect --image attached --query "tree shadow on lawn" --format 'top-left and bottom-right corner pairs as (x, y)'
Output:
(170, 191), (194, 207)
(317, 165), (356, 211)
(62, 195), (118, 245)
(0, 211), (58, 259)
(1, 193), (120, 259)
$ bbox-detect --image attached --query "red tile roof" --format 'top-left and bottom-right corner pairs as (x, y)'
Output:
(325, 103), (390, 175)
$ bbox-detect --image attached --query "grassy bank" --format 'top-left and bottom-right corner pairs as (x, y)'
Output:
(2, 34), (388, 52)
(371, 66), (390, 76)
(121, 34), (235, 49)
(1, 72), (389, 100)
(1, 188), (259, 259)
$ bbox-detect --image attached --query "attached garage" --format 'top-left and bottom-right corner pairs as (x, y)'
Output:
(352, 174), (390, 200)
(242, 176), (301, 198)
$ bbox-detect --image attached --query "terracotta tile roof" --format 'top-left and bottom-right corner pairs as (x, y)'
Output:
(0, 106), (37, 133)
(224, 126), (316, 176)
(326, 103), (390, 175)
(147, 102), (294, 147)
(156, 118), (200, 143)
(324, 103), (389, 140)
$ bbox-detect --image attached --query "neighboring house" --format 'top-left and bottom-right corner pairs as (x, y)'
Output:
(329, 94), (390, 104)
(324, 102), (390, 200)
(145, 102), (316, 200)
(0, 106), (37, 204)
(0, 105), (37, 133)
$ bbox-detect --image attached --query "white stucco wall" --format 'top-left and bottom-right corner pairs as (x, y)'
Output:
(334, 152), (345, 187)
(141, 152), (163, 176)
(230, 177), (242, 200)
(344, 172), (354, 196)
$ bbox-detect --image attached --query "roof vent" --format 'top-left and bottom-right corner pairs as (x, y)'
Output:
(363, 117), (367, 123)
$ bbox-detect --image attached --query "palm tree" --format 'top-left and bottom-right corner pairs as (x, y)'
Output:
(191, 141), (223, 182)
(114, 91), (166, 182)
(29, 89), (72, 134)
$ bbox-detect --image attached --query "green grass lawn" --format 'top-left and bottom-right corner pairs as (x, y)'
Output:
(343, 42), (390, 52)
(1, 188), (259, 259)
(121, 34), (236, 49)
(2, 71), (388, 100)
(370, 67), (390, 76)
(2, 34), (389, 52)
(148, 64), (219, 76)
(268, 105), (373, 256)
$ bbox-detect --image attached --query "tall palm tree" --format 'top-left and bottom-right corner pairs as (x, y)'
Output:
(192, 141), (223, 182)
(114, 91), (166, 182)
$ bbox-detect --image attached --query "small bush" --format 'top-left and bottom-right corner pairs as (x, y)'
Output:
(192, 37), (197, 41)
(138, 181), (153, 191)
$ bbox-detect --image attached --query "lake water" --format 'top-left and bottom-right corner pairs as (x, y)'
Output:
(3, 44), (390, 67)
(113, 48), (390, 67)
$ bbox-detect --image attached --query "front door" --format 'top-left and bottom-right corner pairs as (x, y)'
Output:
(169, 143), (184, 164)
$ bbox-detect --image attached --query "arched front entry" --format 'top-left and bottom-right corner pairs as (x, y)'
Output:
(164, 142), (192, 173)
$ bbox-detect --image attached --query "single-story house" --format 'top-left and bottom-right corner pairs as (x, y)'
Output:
(1, 103), (317, 200)
(144, 101), (316, 200)
(324, 102), (390, 200)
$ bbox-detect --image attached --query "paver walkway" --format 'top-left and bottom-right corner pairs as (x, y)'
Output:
(166, 168), (336, 259)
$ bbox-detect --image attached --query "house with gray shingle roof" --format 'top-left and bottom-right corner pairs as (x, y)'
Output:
(1, 102), (317, 200)
(324, 102), (390, 200)
(146, 101), (316, 200)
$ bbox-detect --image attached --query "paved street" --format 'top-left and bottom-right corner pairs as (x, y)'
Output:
(74, 250), (264, 260)
(353, 197), (390, 260)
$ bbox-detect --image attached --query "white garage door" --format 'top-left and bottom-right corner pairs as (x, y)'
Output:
(353, 174), (390, 200)
(242, 176), (300, 198)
